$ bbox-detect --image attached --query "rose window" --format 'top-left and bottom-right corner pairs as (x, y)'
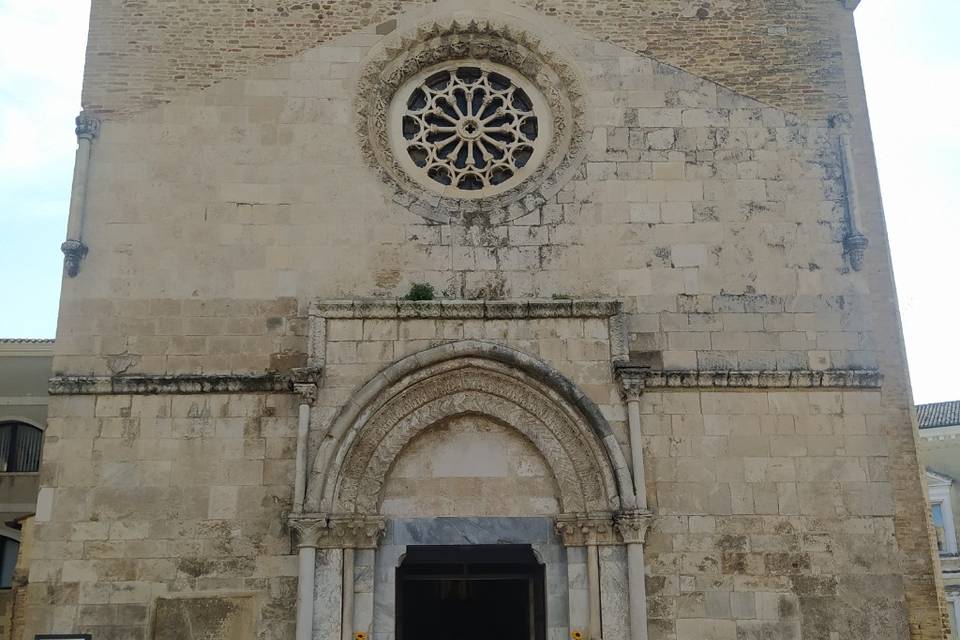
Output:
(389, 63), (551, 199)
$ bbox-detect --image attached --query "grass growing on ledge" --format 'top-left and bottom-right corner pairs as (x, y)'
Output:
(404, 282), (435, 301)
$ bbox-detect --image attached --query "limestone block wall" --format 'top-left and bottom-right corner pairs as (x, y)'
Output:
(640, 388), (906, 639)
(61, 9), (872, 378)
(33, 0), (947, 638)
(25, 392), (299, 640)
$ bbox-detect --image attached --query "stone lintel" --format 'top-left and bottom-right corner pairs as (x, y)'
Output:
(309, 298), (623, 320)
(287, 513), (386, 549)
(642, 368), (882, 389)
(49, 372), (299, 396)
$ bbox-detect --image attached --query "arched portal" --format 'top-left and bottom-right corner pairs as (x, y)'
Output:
(307, 341), (634, 516)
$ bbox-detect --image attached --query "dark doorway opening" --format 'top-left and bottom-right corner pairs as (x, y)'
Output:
(397, 545), (546, 640)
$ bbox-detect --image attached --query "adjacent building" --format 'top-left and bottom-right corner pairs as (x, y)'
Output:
(919, 401), (960, 639)
(0, 339), (52, 638)
(25, 1), (948, 639)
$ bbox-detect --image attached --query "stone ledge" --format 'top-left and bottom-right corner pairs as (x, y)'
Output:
(49, 373), (294, 396)
(642, 369), (882, 389)
(310, 298), (622, 320)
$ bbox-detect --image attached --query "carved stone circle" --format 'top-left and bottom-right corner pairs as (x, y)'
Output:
(356, 19), (587, 223)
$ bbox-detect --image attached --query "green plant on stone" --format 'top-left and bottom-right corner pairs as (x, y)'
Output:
(404, 282), (435, 301)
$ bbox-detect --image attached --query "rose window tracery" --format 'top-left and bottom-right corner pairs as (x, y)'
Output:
(389, 62), (551, 199)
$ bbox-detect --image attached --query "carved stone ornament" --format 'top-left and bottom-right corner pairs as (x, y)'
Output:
(288, 513), (386, 549)
(614, 364), (648, 402)
(291, 365), (323, 404)
(356, 19), (588, 223)
(843, 231), (869, 272)
(556, 511), (654, 546)
(614, 510), (654, 545)
(555, 513), (619, 547)
(75, 112), (101, 140)
(60, 238), (88, 278)
(390, 62), (549, 198)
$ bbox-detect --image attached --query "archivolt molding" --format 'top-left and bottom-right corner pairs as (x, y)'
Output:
(356, 18), (587, 223)
(307, 342), (635, 515)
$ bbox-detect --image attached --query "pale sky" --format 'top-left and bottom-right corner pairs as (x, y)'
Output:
(0, 0), (956, 404)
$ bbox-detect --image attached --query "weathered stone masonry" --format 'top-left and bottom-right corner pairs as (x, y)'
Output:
(29, 1), (948, 639)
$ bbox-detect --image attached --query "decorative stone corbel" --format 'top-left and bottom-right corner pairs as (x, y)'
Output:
(614, 510), (654, 545)
(61, 111), (100, 278)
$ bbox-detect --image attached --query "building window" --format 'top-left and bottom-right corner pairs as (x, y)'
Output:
(928, 476), (958, 555)
(0, 422), (43, 473)
(0, 536), (18, 588)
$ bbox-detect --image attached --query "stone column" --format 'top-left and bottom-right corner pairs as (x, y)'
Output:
(616, 511), (654, 640)
(288, 514), (384, 640)
(62, 112), (99, 277)
(341, 547), (355, 640)
(288, 516), (325, 640)
(292, 367), (321, 514)
(557, 515), (617, 640)
(613, 365), (654, 640)
(614, 365), (649, 509)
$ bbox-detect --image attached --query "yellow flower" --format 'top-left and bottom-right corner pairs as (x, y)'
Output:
(571, 631), (584, 640)
(354, 633), (368, 640)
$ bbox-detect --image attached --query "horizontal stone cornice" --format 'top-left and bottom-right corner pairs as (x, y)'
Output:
(309, 298), (622, 320)
(642, 369), (882, 390)
(48, 373), (297, 396)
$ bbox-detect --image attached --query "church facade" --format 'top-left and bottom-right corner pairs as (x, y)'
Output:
(29, 1), (946, 639)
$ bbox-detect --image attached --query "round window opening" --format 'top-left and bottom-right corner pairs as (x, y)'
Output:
(389, 62), (553, 199)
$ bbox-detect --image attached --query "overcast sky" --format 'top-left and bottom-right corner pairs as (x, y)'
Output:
(0, 0), (956, 404)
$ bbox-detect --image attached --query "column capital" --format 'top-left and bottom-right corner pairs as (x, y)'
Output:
(75, 111), (101, 140)
(555, 513), (618, 547)
(287, 513), (385, 549)
(614, 364), (649, 402)
(291, 366), (322, 405)
(287, 513), (328, 549)
(614, 509), (654, 545)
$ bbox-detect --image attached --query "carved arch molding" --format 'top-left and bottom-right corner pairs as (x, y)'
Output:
(306, 348), (635, 526)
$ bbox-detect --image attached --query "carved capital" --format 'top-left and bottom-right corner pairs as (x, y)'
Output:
(293, 383), (318, 406)
(327, 514), (386, 549)
(75, 112), (100, 140)
(843, 232), (869, 272)
(287, 514), (328, 549)
(614, 510), (654, 545)
(291, 366), (322, 405)
(287, 513), (386, 549)
(555, 513), (618, 547)
(614, 364), (648, 402)
(60, 239), (88, 278)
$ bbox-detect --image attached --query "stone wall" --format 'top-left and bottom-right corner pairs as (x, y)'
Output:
(31, 0), (948, 638)
(82, 0), (851, 119)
